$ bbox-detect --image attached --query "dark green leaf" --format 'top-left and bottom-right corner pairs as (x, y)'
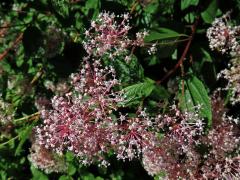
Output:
(183, 76), (212, 127)
(31, 166), (48, 180)
(15, 125), (34, 156)
(201, 0), (218, 23)
(181, 0), (199, 10)
(121, 78), (155, 106)
(144, 28), (185, 42)
(68, 164), (76, 176)
(51, 0), (69, 18)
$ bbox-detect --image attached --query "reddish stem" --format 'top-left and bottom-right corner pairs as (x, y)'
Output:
(156, 17), (199, 85)
(0, 33), (23, 61)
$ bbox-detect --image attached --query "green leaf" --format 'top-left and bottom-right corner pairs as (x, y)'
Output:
(59, 175), (72, 180)
(181, 0), (199, 10)
(181, 76), (212, 127)
(122, 78), (155, 106)
(200, 48), (212, 63)
(201, 0), (218, 23)
(15, 125), (34, 156)
(66, 151), (75, 162)
(113, 56), (144, 84)
(144, 1), (159, 14)
(82, 173), (95, 180)
(145, 28), (185, 42)
(124, 78), (155, 97)
(82, 0), (100, 19)
(0, 170), (7, 180)
(150, 85), (170, 100)
(51, 0), (69, 18)
(67, 164), (76, 176)
(31, 166), (48, 180)
(179, 84), (195, 111)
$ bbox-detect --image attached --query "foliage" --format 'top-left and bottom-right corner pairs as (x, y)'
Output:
(0, 0), (240, 179)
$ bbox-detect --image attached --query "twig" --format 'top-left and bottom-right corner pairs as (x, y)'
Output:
(30, 67), (43, 85)
(0, 33), (23, 61)
(0, 135), (19, 148)
(0, 23), (30, 29)
(0, 22), (10, 35)
(14, 112), (40, 123)
(130, 0), (138, 14)
(156, 17), (199, 85)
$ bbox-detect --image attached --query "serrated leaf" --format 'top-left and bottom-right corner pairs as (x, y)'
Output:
(122, 78), (155, 105)
(51, 0), (69, 18)
(179, 85), (195, 111)
(150, 85), (170, 100)
(186, 76), (212, 126)
(82, 0), (100, 19)
(113, 56), (144, 83)
(144, 28), (185, 42)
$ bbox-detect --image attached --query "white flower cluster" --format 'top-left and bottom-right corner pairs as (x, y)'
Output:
(207, 12), (240, 55)
(218, 58), (240, 105)
(28, 142), (67, 174)
(0, 98), (14, 125)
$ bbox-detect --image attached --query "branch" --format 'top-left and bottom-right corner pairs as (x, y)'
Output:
(0, 33), (23, 61)
(156, 17), (199, 85)
(14, 112), (40, 123)
(0, 22), (10, 35)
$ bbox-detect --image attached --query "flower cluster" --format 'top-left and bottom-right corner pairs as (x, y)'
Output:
(36, 59), (123, 165)
(207, 12), (240, 55)
(28, 142), (67, 174)
(142, 106), (205, 179)
(218, 58), (240, 104)
(114, 110), (158, 161)
(35, 64), (240, 178)
(208, 13), (240, 105)
(143, 104), (240, 179)
(0, 98), (14, 125)
(83, 12), (148, 61)
(32, 11), (240, 179)
(148, 43), (157, 55)
(201, 116), (240, 179)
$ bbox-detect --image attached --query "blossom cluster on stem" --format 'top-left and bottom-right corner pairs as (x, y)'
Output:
(31, 11), (240, 179)
(83, 12), (148, 62)
(207, 11), (240, 55)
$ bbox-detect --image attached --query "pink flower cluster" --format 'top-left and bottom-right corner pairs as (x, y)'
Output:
(32, 11), (240, 179)
(83, 12), (148, 61)
(35, 61), (240, 178)
(142, 106), (205, 179)
(142, 104), (240, 179)
(36, 59), (123, 165)
(200, 115), (240, 179)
